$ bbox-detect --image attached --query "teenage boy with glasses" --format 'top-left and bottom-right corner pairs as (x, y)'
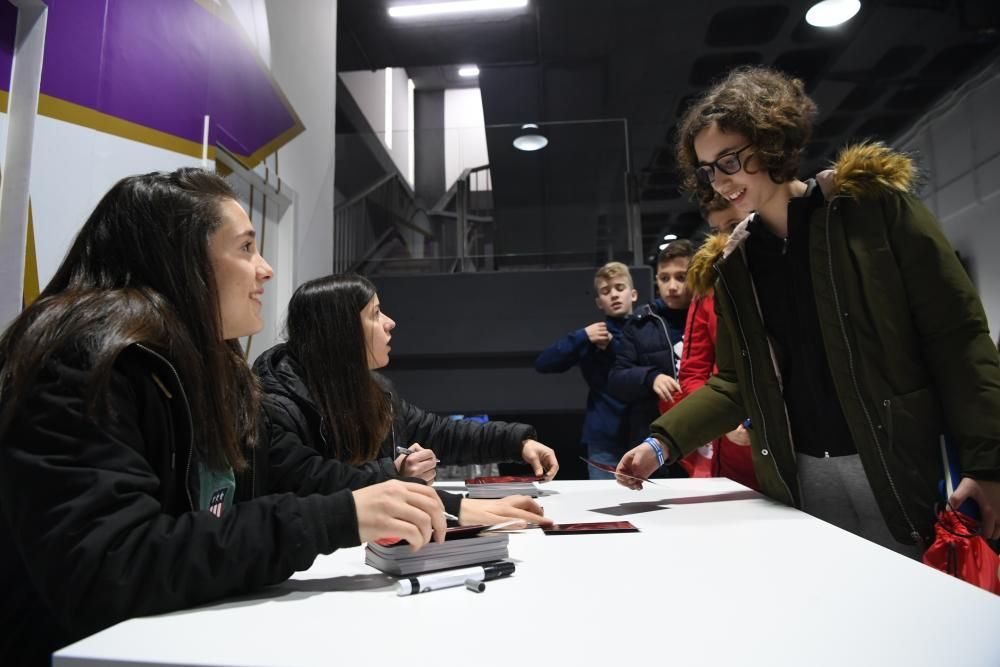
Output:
(616, 65), (1000, 557)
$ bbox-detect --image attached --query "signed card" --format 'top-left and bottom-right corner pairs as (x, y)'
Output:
(580, 457), (659, 485)
(465, 475), (545, 485)
(542, 521), (639, 535)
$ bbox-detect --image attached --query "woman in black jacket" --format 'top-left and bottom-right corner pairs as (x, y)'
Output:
(0, 170), (445, 666)
(254, 273), (560, 525)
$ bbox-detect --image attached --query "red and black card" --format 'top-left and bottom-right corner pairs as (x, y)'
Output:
(542, 521), (639, 535)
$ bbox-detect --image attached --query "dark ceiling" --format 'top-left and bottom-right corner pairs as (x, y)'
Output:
(337, 0), (1000, 264)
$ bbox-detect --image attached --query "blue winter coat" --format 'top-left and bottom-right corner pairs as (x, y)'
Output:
(534, 315), (629, 448)
(608, 299), (687, 444)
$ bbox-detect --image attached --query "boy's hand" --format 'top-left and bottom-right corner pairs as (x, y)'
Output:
(725, 424), (751, 446)
(949, 478), (1000, 540)
(585, 322), (612, 350)
(652, 374), (680, 403)
(394, 443), (437, 484)
(615, 443), (662, 490)
(521, 439), (559, 480)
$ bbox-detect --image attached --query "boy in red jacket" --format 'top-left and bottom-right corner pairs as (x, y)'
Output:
(667, 197), (758, 490)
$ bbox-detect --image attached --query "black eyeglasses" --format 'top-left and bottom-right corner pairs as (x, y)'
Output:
(694, 144), (753, 186)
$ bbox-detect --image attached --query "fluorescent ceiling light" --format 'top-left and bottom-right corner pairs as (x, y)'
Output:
(658, 243), (670, 250)
(805, 0), (860, 27)
(458, 65), (480, 77)
(663, 234), (677, 241)
(512, 123), (548, 151)
(389, 0), (528, 19)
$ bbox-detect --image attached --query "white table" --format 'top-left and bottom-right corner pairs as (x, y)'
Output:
(55, 479), (1000, 666)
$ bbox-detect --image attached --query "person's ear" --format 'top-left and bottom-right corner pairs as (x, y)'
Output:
(630, 289), (637, 303)
(595, 296), (603, 311)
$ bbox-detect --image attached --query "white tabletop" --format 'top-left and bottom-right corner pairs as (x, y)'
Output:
(55, 479), (1000, 667)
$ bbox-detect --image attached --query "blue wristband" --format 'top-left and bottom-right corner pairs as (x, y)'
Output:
(644, 437), (665, 466)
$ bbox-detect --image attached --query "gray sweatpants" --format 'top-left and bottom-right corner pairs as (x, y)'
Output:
(797, 453), (923, 560)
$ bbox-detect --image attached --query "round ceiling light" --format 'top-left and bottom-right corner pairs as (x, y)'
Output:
(512, 123), (548, 151)
(805, 0), (860, 27)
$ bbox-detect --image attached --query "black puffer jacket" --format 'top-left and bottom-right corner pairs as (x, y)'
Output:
(0, 344), (363, 666)
(253, 344), (537, 515)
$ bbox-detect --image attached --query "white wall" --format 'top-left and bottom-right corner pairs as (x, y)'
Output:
(339, 67), (412, 183)
(443, 87), (488, 188)
(28, 117), (203, 289)
(264, 0), (338, 288)
(228, 0), (272, 68)
(897, 58), (1000, 340)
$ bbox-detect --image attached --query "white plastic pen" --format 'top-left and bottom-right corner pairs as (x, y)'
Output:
(396, 561), (515, 596)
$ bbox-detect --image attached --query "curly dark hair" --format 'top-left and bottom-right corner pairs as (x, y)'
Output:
(676, 66), (818, 206)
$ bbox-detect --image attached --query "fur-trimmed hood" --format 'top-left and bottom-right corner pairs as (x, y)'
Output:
(694, 142), (916, 279)
(687, 233), (731, 296)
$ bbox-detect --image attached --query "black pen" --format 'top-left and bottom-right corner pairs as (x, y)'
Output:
(395, 445), (440, 463)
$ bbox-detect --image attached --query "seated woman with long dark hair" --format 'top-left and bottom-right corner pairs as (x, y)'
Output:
(0, 170), (446, 666)
(254, 273), (560, 525)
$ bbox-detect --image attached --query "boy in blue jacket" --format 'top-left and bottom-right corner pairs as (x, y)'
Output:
(535, 262), (637, 479)
(608, 241), (694, 465)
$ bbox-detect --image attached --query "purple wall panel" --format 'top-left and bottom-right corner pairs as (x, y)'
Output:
(2, 0), (299, 158)
(0, 2), (16, 94)
(38, 0), (106, 111)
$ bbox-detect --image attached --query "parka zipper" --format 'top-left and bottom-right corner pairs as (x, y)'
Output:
(715, 265), (796, 505)
(823, 198), (921, 544)
(135, 343), (196, 511)
(883, 399), (893, 448)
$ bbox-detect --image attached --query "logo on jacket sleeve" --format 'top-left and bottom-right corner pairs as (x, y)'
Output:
(208, 488), (228, 517)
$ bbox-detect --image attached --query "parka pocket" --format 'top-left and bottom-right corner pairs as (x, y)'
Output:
(882, 385), (942, 458)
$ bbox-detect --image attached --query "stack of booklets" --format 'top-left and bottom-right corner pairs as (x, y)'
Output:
(465, 475), (543, 498)
(365, 525), (510, 576)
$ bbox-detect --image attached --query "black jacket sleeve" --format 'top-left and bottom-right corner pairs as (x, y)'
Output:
(259, 397), (388, 495)
(394, 397), (534, 465)
(0, 359), (361, 643)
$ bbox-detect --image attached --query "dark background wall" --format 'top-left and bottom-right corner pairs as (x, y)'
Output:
(372, 266), (654, 478)
(414, 90), (445, 207)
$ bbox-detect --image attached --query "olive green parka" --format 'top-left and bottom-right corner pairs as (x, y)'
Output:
(651, 143), (1000, 544)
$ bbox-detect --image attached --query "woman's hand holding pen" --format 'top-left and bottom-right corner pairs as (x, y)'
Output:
(520, 439), (560, 481)
(394, 443), (438, 484)
(459, 496), (554, 529)
(353, 480), (446, 551)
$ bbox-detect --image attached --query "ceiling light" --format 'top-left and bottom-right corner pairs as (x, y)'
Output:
(458, 65), (480, 77)
(805, 0), (860, 27)
(663, 234), (677, 241)
(658, 242), (670, 250)
(512, 123), (548, 151)
(388, 0), (528, 19)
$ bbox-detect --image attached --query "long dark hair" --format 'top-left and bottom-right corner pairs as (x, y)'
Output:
(0, 168), (258, 470)
(285, 274), (391, 465)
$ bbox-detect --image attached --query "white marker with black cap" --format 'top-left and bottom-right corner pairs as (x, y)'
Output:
(396, 561), (515, 596)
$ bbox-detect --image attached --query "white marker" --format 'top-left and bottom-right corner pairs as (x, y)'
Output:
(396, 561), (515, 596)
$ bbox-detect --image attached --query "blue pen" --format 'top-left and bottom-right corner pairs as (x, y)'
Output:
(396, 561), (515, 596)
(742, 418), (752, 429)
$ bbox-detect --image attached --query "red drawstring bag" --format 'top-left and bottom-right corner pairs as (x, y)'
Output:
(922, 439), (999, 594)
(922, 508), (1000, 595)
